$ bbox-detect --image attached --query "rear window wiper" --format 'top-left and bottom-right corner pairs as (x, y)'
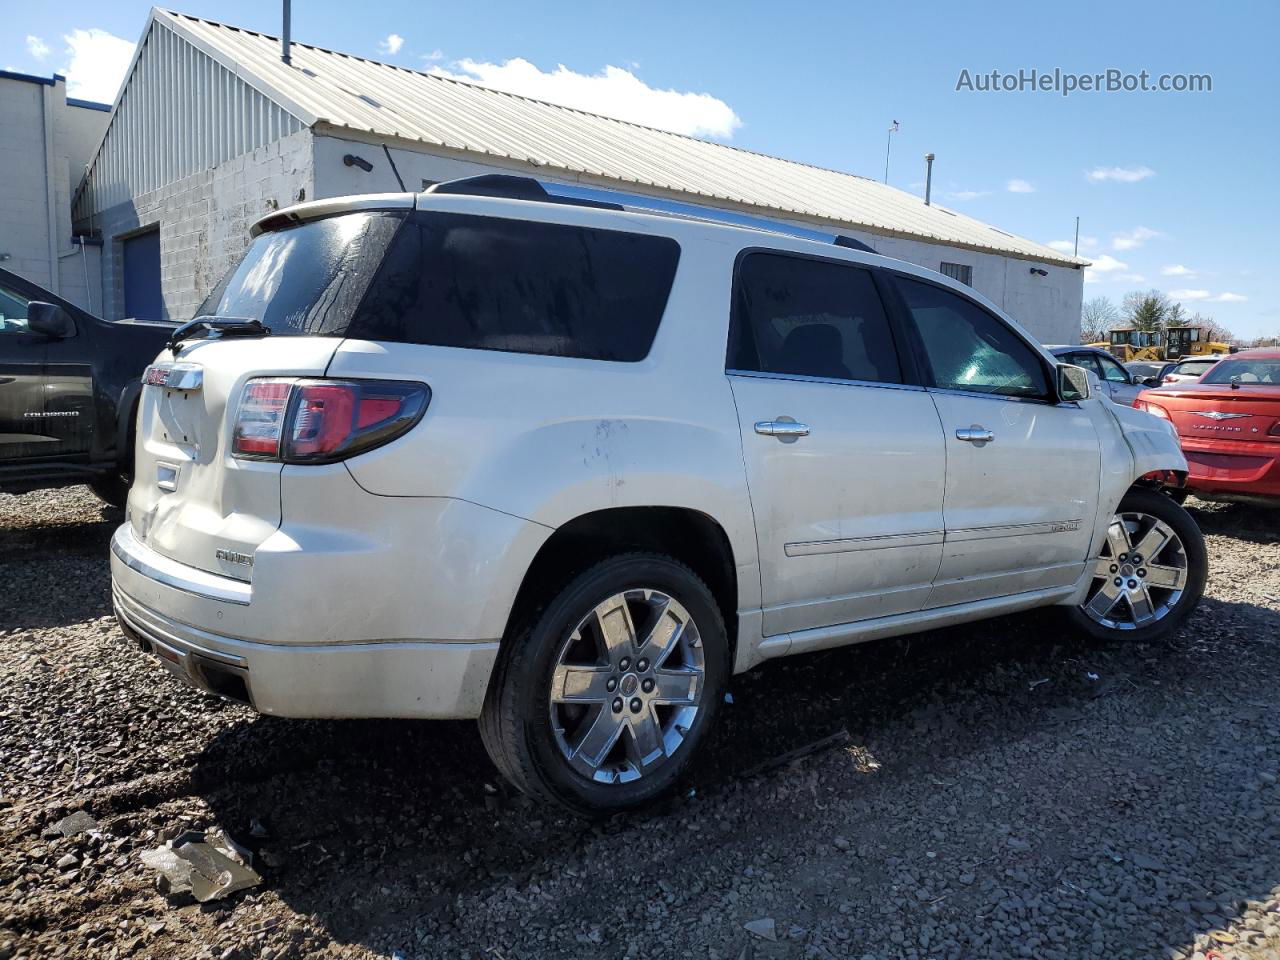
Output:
(168, 316), (271, 354)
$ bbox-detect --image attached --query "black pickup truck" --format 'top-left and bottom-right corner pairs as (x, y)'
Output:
(0, 267), (174, 506)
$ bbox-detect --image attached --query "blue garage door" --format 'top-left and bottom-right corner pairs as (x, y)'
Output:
(122, 228), (163, 321)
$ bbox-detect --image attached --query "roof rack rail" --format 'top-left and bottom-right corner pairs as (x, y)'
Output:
(427, 175), (622, 210)
(427, 175), (879, 255)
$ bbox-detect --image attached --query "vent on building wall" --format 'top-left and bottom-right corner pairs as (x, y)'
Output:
(940, 262), (973, 286)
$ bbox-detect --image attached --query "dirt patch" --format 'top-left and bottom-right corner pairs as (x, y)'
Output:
(2, 488), (1278, 960)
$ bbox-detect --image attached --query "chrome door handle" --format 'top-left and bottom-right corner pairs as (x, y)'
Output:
(956, 426), (995, 443)
(755, 419), (810, 441)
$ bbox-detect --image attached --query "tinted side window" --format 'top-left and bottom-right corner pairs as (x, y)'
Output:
(895, 277), (1049, 399)
(729, 253), (902, 384)
(1096, 354), (1130, 382)
(349, 213), (680, 362)
(0, 284), (30, 334)
(1068, 352), (1102, 377)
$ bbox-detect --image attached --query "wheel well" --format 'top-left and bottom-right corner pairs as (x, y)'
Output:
(504, 507), (738, 660)
(1132, 468), (1187, 492)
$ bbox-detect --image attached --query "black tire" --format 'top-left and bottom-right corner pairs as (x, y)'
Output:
(1066, 485), (1207, 643)
(88, 472), (129, 508)
(479, 552), (729, 816)
(1164, 487), (1190, 506)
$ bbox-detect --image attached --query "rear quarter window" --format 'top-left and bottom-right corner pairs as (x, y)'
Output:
(348, 212), (681, 362)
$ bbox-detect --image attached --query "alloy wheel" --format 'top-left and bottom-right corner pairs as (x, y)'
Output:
(549, 589), (705, 784)
(1080, 511), (1190, 630)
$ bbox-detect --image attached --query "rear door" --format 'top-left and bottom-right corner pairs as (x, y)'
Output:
(891, 275), (1101, 608)
(727, 252), (945, 635)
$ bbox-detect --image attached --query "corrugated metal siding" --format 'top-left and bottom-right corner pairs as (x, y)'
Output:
(74, 20), (303, 222)
(154, 10), (1081, 267)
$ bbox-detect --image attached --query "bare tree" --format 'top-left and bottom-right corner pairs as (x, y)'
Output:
(1080, 296), (1118, 343)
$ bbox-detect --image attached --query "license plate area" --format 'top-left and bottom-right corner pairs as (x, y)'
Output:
(156, 387), (205, 452)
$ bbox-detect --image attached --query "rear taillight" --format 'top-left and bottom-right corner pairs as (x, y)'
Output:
(232, 379), (293, 457)
(1135, 400), (1171, 420)
(232, 378), (429, 463)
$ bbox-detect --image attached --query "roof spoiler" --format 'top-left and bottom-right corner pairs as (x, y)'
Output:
(428, 175), (623, 210)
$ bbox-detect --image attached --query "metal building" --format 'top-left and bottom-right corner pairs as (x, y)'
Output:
(1, 70), (110, 312)
(73, 8), (1087, 341)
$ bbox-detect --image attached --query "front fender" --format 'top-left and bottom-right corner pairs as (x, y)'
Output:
(1106, 400), (1188, 480)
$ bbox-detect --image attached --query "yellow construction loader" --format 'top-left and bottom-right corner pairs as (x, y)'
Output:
(1097, 327), (1167, 362)
(1164, 325), (1233, 359)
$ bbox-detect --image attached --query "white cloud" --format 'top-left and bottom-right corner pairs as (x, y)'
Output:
(946, 189), (990, 201)
(61, 28), (134, 103)
(1086, 165), (1155, 183)
(379, 33), (404, 55)
(1112, 226), (1161, 251)
(430, 58), (741, 139)
(1168, 289), (1210, 301)
(26, 35), (50, 60)
(1006, 178), (1035, 194)
(421, 48), (444, 63)
(1210, 292), (1247, 303)
(1087, 254), (1128, 273)
(1048, 236), (1096, 253)
(1161, 264), (1194, 277)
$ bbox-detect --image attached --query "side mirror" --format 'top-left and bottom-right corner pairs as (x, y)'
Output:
(1141, 376), (1162, 387)
(1057, 363), (1092, 402)
(27, 301), (76, 339)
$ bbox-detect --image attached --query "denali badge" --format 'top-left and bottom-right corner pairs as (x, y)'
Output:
(215, 548), (254, 567)
(1050, 521), (1081, 533)
(1191, 411), (1248, 421)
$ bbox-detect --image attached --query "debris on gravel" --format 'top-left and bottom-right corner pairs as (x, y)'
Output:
(2, 487), (1278, 960)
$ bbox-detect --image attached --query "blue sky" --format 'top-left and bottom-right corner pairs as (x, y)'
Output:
(8, 0), (1278, 337)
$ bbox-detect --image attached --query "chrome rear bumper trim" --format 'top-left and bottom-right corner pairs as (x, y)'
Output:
(110, 523), (252, 606)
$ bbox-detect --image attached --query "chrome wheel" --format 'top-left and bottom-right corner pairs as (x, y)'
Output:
(549, 588), (705, 784)
(1080, 510), (1190, 630)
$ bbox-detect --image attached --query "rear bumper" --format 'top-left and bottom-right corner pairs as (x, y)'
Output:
(107, 476), (551, 719)
(1182, 438), (1280, 503)
(112, 580), (499, 719)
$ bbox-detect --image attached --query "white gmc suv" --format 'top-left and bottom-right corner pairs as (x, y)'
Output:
(110, 176), (1206, 814)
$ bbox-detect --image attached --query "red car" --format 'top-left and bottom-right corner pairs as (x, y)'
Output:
(1135, 348), (1280, 506)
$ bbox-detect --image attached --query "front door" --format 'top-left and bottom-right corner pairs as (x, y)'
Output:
(727, 252), (945, 636)
(0, 283), (51, 464)
(891, 275), (1101, 608)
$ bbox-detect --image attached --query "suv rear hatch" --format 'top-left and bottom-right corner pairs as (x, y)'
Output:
(128, 203), (411, 581)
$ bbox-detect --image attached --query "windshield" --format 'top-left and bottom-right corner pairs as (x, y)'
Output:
(195, 212), (405, 334)
(1201, 359), (1280, 385)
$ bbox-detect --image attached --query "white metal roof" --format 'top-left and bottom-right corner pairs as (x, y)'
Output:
(151, 8), (1085, 267)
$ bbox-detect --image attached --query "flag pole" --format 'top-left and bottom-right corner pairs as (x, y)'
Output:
(884, 121), (899, 184)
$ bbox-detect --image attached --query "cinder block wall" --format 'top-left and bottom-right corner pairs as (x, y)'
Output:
(94, 129), (313, 321)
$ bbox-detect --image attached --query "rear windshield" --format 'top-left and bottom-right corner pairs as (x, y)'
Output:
(196, 210), (680, 362)
(1201, 359), (1280, 385)
(195, 212), (405, 335)
(1172, 360), (1217, 376)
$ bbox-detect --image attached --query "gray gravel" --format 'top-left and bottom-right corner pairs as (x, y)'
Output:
(2, 486), (1279, 960)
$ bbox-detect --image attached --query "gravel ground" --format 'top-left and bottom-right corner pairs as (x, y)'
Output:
(2, 486), (1279, 960)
